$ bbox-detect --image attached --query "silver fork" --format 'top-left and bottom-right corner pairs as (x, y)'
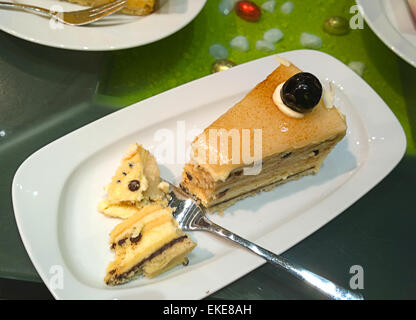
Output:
(166, 180), (364, 300)
(0, 0), (127, 26)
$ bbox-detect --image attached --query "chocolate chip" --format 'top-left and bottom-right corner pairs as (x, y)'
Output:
(117, 238), (127, 246)
(128, 180), (140, 191)
(111, 243), (116, 249)
(233, 170), (243, 177)
(313, 150), (319, 156)
(186, 172), (193, 181)
(128, 163), (134, 168)
(122, 172), (127, 176)
(182, 258), (189, 266)
(130, 233), (142, 244)
(109, 269), (116, 275)
(116, 179), (121, 183)
(282, 152), (292, 159)
(180, 184), (190, 195)
(218, 189), (229, 198)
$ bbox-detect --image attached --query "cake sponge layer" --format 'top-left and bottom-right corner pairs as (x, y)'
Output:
(182, 133), (344, 210)
(210, 166), (317, 213)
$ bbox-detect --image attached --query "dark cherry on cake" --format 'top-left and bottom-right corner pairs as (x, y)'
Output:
(281, 72), (323, 114)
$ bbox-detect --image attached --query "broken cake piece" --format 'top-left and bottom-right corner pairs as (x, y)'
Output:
(105, 204), (197, 285)
(98, 143), (170, 219)
(99, 143), (196, 285)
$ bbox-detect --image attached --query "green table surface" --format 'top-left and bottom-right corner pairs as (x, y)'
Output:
(0, 0), (415, 299)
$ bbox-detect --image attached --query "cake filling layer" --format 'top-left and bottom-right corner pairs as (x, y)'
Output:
(107, 235), (188, 285)
(182, 133), (343, 209)
(209, 166), (316, 212)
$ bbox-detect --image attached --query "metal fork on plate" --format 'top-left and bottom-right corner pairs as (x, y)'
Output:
(166, 180), (364, 300)
(0, 0), (127, 26)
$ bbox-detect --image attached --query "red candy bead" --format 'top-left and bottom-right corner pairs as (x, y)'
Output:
(235, 1), (261, 22)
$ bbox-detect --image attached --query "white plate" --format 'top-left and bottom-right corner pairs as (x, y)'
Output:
(0, 0), (206, 51)
(357, 0), (416, 67)
(12, 50), (406, 300)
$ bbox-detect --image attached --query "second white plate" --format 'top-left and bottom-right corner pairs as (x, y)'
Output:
(12, 50), (406, 299)
(0, 0), (207, 51)
(357, 0), (416, 67)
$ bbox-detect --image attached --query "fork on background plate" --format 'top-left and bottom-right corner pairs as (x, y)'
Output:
(165, 179), (364, 300)
(0, 0), (127, 26)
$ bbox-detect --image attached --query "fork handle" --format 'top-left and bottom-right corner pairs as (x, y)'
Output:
(202, 217), (363, 300)
(0, 2), (51, 17)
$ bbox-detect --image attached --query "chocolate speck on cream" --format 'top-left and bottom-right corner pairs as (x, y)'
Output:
(128, 180), (140, 191)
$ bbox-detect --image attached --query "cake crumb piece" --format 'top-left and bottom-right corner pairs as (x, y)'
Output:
(158, 181), (170, 193)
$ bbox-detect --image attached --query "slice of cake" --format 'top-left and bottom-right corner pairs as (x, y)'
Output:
(64, 0), (156, 16)
(98, 143), (170, 219)
(105, 204), (197, 285)
(181, 56), (347, 212)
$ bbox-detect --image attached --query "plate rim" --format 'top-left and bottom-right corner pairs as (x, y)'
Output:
(356, 0), (416, 68)
(0, 0), (207, 51)
(12, 49), (407, 299)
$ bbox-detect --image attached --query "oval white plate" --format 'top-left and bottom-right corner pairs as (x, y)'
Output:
(0, 0), (207, 51)
(12, 50), (406, 299)
(357, 0), (416, 67)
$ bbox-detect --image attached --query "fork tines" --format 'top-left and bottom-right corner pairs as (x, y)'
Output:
(89, 0), (127, 15)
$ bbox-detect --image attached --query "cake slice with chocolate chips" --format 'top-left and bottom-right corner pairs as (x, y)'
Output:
(181, 56), (347, 212)
(98, 143), (170, 219)
(105, 204), (196, 285)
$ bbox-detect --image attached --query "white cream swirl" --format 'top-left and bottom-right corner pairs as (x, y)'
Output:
(275, 55), (291, 67)
(272, 83), (305, 119)
(323, 82), (335, 109)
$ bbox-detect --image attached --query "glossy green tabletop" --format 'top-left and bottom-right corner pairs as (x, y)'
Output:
(1, 0), (415, 299)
